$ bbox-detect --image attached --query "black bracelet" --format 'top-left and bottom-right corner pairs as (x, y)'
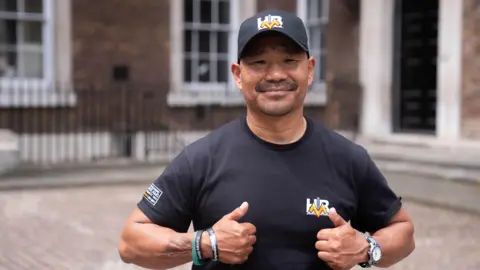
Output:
(195, 230), (204, 261)
(206, 228), (219, 262)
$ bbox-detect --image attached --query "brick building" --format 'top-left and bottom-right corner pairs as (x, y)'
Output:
(0, 0), (478, 167)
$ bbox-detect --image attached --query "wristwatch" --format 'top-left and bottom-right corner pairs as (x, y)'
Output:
(359, 235), (382, 268)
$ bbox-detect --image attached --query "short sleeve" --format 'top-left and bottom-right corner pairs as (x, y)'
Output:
(137, 150), (194, 233)
(350, 146), (402, 234)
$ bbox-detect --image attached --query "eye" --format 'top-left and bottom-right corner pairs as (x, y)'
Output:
(284, 58), (297, 64)
(252, 60), (266, 65)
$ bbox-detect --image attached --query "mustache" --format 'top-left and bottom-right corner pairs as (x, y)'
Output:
(255, 80), (298, 92)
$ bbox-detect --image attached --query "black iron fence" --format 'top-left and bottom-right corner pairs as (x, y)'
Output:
(0, 82), (191, 169)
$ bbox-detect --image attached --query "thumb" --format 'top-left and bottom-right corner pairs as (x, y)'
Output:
(328, 208), (347, 227)
(225, 201), (249, 221)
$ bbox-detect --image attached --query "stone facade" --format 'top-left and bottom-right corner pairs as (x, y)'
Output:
(69, 0), (327, 131)
(462, 0), (480, 139)
(10, 0), (479, 142)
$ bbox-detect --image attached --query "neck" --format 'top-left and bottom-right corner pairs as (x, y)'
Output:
(246, 110), (307, 145)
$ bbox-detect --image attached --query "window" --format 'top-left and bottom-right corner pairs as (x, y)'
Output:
(183, 0), (232, 91)
(0, 0), (75, 108)
(0, 0), (52, 81)
(298, 0), (329, 90)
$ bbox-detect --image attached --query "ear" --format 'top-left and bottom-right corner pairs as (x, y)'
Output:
(231, 62), (243, 90)
(307, 56), (316, 86)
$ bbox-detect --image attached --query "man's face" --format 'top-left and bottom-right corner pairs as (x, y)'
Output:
(231, 32), (315, 117)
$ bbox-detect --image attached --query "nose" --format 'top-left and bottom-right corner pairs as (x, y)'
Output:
(264, 62), (288, 82)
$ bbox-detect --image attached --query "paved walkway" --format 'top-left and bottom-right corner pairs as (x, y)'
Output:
(0, 184), (479, 270)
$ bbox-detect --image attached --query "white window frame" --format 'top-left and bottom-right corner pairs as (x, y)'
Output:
(297, 0), (329, 98)
(0, 0), (54, 89)
(0, 0), (76, 108)
(168, 0), (255, 106)
(182, 0), (234, 92)
(168, 0), (326, 106)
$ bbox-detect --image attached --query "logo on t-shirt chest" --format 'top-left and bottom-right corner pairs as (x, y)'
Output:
(306, 197), (330, 218)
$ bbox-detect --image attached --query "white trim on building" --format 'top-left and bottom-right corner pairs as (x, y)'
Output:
(359, 0), (463, 143)
(296, 0), (329, 103)
(436, 0), (463, 141)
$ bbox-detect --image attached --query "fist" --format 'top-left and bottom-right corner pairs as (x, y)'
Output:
(212, 202), (257, 264)
(315, 208), (369, 270)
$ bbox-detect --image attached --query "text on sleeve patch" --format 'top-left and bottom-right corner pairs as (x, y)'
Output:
(143, 183), (163, 206)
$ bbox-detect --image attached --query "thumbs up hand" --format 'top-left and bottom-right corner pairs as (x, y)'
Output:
(315, 208), (370, 270)
(210, 202), (257, 265)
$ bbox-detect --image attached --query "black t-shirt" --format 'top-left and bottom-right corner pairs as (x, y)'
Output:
(137, 115), (402, 270)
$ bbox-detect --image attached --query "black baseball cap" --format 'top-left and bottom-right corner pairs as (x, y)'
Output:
(237, 9), (310, 62)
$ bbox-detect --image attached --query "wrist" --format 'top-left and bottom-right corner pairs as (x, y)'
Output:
(200, 231), (213, 259)
(358, 242), (370, 264)
(356, 234), (371, 264)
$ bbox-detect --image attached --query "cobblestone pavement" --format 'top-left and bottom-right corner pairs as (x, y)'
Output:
(0, 184), (479, 270)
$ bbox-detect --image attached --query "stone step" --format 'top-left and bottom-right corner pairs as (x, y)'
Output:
(374, 159), (480, 184)
(350, 134), (480, 183)
(366, 144), (480, 169)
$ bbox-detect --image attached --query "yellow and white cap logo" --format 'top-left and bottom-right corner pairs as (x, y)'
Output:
(257, 15), (283, 30)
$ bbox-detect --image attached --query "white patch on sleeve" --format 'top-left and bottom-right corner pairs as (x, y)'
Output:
(143, 183), (163, 206)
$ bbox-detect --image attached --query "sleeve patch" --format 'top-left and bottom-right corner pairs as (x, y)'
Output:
(143, 183), (163, 206)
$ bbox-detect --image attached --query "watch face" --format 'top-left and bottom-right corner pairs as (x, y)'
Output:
(372, 247), (382, 261)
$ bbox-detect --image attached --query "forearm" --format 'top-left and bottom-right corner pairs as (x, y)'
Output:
(359, 221), (415, 268)
(119, 223), (212, 270)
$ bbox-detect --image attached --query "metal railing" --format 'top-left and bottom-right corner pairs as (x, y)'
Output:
(0, 82), (190, 169)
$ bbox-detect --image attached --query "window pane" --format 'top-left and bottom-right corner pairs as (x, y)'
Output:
(0, 52), (16, 77)
(0, 19), (17, 45)
(217, 31), (228, 53)
(308, 27), (318, 49)
(184, 0), (193, 22)
(23, 21), (43, 44)
(217, 60), (228, 82)
(318, 0), (324, 18)
(218, 1), (229, 24)
(20, 51), (43, 78)
(200, 0), (212, 23)
(198, 60), (210, 82)
(184, 30), (192, 53)
(25, 0), (43, 13)
(319, 54), (325, 81)
(320, 27), (325, 49)
(199, 31), (210, 53)
(184, 58), (192, 82)
(0, 0), (17, 12)
(307, 0), (316, 19)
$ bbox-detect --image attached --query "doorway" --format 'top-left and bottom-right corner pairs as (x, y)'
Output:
(392, 0), (439, 134)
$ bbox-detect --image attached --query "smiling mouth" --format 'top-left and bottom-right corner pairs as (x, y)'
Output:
(258, 88), (294, 93)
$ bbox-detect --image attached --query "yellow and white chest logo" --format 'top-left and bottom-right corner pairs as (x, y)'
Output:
(257, 15), (283, 30)
(306, 197), (330, 217)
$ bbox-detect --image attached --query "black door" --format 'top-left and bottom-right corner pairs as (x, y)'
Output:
(392, 0), (438, 133)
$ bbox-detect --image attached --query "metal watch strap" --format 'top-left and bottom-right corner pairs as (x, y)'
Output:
(359, 235), (377, 268)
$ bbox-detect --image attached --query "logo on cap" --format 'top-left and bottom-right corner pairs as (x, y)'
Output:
(257, 15), (283, 30)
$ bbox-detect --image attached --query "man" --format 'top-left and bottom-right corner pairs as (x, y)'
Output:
(118, 9), (415, 270)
